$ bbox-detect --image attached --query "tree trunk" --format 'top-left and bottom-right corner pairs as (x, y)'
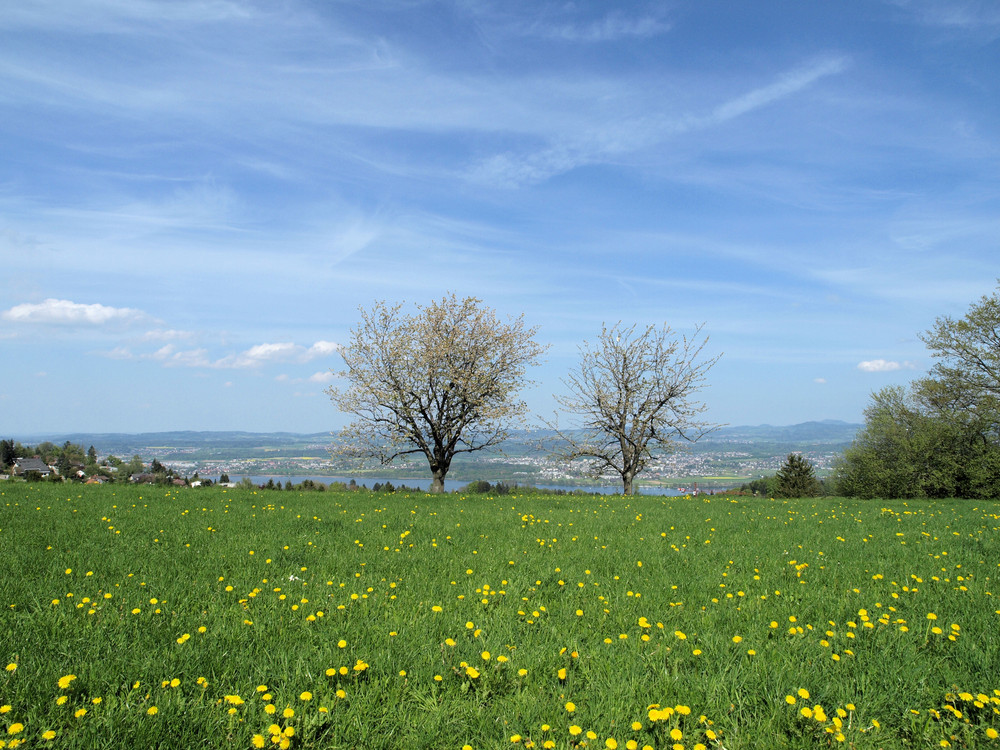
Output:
(622, 471), (634, 496)
(430, 466), (448, 494)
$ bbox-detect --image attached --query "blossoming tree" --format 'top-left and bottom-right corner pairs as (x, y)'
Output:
(327, 294), (547, 493)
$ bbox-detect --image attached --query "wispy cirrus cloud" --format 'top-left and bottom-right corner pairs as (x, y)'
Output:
(705, 57), (849, 126)
(2, 298), (146, 326)
(0, 0), (257, 33)
(857, 359), (916, 373)
(891, 0), (1000, 32)
(468, 55), (850, 188)
(527, 12), (671, 42)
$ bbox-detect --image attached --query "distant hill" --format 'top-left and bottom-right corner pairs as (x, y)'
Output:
(12, 421), (860, 455)
(702, 420), (861, 445)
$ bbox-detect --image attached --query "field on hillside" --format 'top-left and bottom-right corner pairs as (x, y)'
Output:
(1, 485), (999, 749)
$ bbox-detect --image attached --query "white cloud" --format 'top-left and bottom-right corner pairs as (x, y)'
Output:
(814, 377), (827, 384)
(212, 340), (340, 369)
(2, 298), (145, 325)
(857, 359), (916, 373)
(103, 346), (134, 360)
(162, 348), (212, 368)
(305, 341), (339, 359)
(308, 371), (335, 384)
(141, 329), (194, 342)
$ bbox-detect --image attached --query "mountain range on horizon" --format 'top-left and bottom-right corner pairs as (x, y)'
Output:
(10, 420), (862, 451)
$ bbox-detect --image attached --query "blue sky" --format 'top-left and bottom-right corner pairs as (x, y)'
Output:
(2, 0), (999, 435)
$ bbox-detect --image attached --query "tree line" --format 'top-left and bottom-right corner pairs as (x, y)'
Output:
(738, 283), (1000, 499)
(0, 440), (171, 484)
(834, 283), (1000, 499)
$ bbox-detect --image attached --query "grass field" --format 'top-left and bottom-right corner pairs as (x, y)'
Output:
(1, 484), (998, 749)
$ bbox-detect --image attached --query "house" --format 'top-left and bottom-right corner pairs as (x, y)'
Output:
(13, 457), (53, 477)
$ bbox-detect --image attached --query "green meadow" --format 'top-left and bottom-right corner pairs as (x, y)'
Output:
(1, 484), (998, 749)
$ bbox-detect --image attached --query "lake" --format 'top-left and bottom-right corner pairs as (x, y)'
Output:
(221, 475), (701, 496)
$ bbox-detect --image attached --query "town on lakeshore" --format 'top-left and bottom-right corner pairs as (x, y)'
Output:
(2, 421), (858, 492)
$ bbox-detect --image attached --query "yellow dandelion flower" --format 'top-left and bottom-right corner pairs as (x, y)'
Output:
(74, 708), (87, 718)
(4, 664), (15, 673)
(146, 706), (158, 715)
(252, 735), (266, 748)
(57, 675), (77, 690)
(786, 695), (796, 705)
(565, 702), (576, 712)
(569, 726), (582, 736)
(283, 707), (294, 719)
(42, 730), (56, 741)
(8, 723), (25, 735)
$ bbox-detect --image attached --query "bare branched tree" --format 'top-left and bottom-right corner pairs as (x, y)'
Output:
(327, 294), (547, 493)
(548, 322), (721, 495)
